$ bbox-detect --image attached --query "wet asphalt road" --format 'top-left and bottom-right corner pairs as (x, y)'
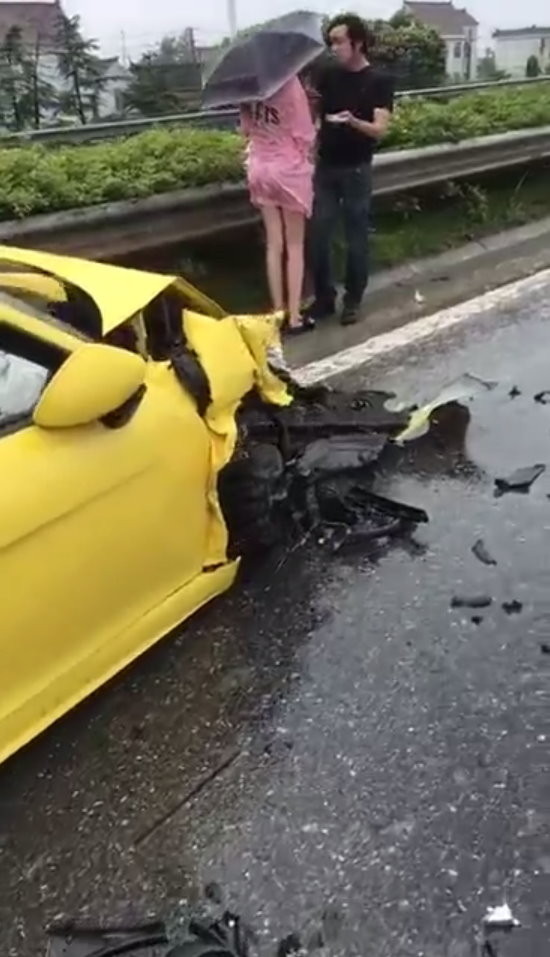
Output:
(1, 280), (550, 957)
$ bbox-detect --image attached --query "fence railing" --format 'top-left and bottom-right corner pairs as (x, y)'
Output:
(1, 125), (549, 260)
(1, 75), (549, 148)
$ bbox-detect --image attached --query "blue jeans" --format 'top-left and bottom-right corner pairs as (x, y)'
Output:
(308, 163), (372, 308)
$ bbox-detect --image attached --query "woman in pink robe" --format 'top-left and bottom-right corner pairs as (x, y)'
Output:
(240, 75), (316, 332)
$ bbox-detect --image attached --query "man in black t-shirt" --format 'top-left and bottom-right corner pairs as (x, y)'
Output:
(305, 15), (394, 326)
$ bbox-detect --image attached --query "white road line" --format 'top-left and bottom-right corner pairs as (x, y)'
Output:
(296, 267), (550, 384)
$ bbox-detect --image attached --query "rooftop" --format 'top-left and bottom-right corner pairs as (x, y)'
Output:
(404, 1), (478, 33)
(0, 1), (62, 49)
(493, 25), (550, 38)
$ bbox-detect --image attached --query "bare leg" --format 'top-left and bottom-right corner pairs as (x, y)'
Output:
(282, 208), (306, 328)
(260, 205), (285, 314)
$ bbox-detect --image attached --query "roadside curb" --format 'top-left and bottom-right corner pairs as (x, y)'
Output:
(288, 214), (550, 373)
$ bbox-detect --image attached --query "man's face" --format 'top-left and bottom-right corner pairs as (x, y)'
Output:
(328, 25), (355, 65)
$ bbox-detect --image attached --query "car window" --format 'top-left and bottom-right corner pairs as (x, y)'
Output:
(0, 348), (49, 431)
(0, 261), (102, 339)
(0, 289), (89, 343)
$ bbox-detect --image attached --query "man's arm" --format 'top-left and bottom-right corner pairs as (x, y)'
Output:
(341, 72), (395, 141)
(347, 107), (391, 140)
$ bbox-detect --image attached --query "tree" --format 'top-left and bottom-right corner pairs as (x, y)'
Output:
(125, 34), (202, 116)
(477, 48), (509, 81)
(0, 27), (59, 130)
(0, 26), (27, 129)
(372, 13), (446, 88)
(306, 12), (446, 91)
(219, 12), (446, 93)
(526, 55), (541, 77)
(56, 13), (104, 124)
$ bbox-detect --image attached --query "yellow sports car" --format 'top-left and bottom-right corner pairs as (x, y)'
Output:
(0, 246), (292, 766)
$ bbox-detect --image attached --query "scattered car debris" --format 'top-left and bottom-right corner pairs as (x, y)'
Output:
(483, 903), (521, 930)
(451, 595), (493, 610)
(46, 921), (168, 957)
(495, 464), (546, 495)
(472, 538), (497, 566)
(502, 600), (523, 615)
(480, 903), (521, 957)
(276, 933), (304, 956)
(47, 912), (259, 957)
(204, 881), (224, 905)
(534, 391), (550, 405)
(393, 373), (497, 445)
(46, 901), (338, 957)
(508, 386), (521, 399)
(219, 384), (429, 558)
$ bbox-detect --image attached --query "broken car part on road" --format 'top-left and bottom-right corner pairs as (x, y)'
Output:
(46, 912), (255, 957)
(495, 463), (546, 494)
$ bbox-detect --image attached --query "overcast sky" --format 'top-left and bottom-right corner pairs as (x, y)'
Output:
(51, 0), (550, 58)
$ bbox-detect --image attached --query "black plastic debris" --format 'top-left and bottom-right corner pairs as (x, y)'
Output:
(451, 595), (493, 609)
(502, 600), (523, 615)
(46, 913), (257, 957)
(472, 539), (497, 567)
(534, 391), (550, 405)
(471, 615), (484, 626)
(276, 933), (303, 957)
(204, 882), (224, 906)
(219, 383), (428, 559)
(495, 464), (546, 494)
(508, 386), (521, 399)
(46, 921), (168, 957)
(540, 642), (550, 655)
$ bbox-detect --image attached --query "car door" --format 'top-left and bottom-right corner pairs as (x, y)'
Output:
(0, 300), (213, 763)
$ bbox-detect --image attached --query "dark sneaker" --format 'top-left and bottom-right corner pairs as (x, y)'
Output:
(340, 303), (360, 326)
(302, 298), (336, 322)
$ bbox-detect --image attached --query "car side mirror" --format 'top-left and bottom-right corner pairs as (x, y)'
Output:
(34, 342), (146, 429)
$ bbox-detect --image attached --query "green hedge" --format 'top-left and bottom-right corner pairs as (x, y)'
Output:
(0, 82), (549, 221)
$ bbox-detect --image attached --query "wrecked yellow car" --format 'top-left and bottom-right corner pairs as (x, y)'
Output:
(0, 246), (293, 765)
(0, 247), (434, 767)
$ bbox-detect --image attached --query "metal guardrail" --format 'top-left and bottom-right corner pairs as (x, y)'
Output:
(1, 75), (550, 148)
(0, 126), (549, 261)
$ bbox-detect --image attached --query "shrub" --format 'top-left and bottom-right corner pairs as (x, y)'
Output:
(0, 82), (549, 220)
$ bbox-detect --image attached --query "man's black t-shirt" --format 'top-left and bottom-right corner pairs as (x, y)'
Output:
(317, 65), (395, 167)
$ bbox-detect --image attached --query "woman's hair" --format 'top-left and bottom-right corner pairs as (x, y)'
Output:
(324, 13), (373, 54)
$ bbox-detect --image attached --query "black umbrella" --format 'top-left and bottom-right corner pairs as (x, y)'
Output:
(202, 10), (324, 109)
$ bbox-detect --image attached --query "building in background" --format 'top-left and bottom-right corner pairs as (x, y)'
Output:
(402, 1), (478, 80)
(493, 26), (550, 77)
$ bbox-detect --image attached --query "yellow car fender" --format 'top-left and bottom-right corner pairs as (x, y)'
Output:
(234, 312), (293, 409)
(182, 310), (293, 567)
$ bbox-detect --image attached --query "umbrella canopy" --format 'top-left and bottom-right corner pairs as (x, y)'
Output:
(202, 10), (324, 109)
